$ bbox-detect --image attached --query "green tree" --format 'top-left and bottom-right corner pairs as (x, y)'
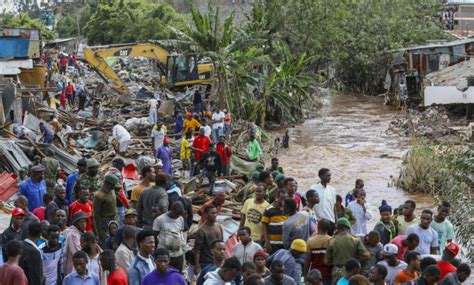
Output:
(1, 13), (54, 39)
(83, 0), (183, 45)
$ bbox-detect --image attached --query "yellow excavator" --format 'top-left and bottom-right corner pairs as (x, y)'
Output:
(83, 43), (213, 98)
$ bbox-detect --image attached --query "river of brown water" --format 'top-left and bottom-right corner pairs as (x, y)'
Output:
(276, 93), (434, 225)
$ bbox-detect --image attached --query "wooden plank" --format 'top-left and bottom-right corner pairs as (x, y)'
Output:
(17, 87), (58, 93)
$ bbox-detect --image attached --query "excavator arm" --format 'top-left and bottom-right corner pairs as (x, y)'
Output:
(83, 43), (171, 97)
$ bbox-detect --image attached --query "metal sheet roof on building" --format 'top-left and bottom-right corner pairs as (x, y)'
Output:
(396, 38), (474, 54)
(0, 172), (18, 201)
(446, 0), (474, 4)
(0, 139), (31, 172)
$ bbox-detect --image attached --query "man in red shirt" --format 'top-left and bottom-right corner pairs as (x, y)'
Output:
(390, 233), (420, 261)
(100, 249), (128, 285)
(437, 242), (459, 281)
(192, 127), (211, 173)
(60, 55), (68, 75)
(65, 82), (74, 105)
(69, 188), (94, 232)
(198, 191), (226, 225)
(216, 134), (232, 176)
(0, 240), (28, 285)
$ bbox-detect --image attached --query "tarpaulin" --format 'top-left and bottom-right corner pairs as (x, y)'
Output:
(230, 156), (259, 176)
(123, 164), (140, 180)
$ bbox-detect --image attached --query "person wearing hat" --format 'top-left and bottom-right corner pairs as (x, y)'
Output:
(376, 243), (407, 285)
(65, 158), (87, 205)
(253, 250), (270, 278)
(112, 121), (131, 155)
(325, 218), (369, 283)
(105, 157), (130, 225)
(274, 173), (285, 190)
(73, 158), (101, 201)
(405, 209), (439, 255)
(216, 134), (232, 176)
(437, 242), (460, 281)
(373, 200), (397, 245)
(268, 239), (307, 282)
(93, 173), (119, 244)
(183, 113), (202, 135)
(69, 188), (94, 232)
(112, 208), (140, 249)
(197, 142), (222, 195)
(198, 191), (226, 225)
(1, 208), (26, 261)
(19, 164), (47, 212)
(63, 211), (89, 275)
(439, 263), (471, 285)
(156, 136), (173, 176)
(235, 171), (260, 202)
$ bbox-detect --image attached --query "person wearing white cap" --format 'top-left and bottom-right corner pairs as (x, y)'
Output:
(376, 243), (407, 285)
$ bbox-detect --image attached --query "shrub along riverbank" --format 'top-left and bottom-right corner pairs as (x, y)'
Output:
(397, 142), (473, 261)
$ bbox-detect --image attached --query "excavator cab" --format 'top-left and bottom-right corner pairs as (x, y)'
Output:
(167, 54), (199, 86)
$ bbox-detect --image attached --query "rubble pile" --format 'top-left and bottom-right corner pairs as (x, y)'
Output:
(388, 106), (464, 142)
(0, 55), (277, 215)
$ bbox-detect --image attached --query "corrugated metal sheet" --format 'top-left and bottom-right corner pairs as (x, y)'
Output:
(0, 172), (18, 201)
(0, 139), (31, 172)
(0, 38), (30, 58)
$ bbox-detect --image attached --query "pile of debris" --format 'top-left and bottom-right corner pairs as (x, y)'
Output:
(0, 53), (278, 217)
(388, 106), (465, 143)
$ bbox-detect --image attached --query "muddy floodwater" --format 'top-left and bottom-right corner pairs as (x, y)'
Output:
(277, 93), (434, 225)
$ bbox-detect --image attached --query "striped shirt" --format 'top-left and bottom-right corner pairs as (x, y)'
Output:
(261, 205), (287, 245)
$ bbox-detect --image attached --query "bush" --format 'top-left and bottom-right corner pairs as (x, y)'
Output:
(397, 142), (473, 261)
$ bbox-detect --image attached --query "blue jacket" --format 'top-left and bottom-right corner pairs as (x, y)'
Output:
(128, 254), (156, 285)
(65, 172), (79, 205)
(19, 178), (47, 211)
(268, 249), (304, 283)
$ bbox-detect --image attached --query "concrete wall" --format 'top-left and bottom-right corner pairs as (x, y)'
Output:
(164, 0), (254, 23)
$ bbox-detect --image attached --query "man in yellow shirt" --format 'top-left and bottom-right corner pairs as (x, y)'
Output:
(183, 113), (201, 135)
(180, 131), (192, 173)
(130, 165), (155, 208)
(239, 184), (269, 244)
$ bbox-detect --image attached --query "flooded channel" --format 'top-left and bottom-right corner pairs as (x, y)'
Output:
(277, 93), (434, 224)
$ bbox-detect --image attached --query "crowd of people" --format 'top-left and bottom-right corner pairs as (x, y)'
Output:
(0, 162), (471, 285)
(0, 49), (470, 285)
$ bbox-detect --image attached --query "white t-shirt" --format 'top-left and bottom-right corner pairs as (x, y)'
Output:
(212, 111), (225, 129)
(112, 124), (131, 142)
(377, 260), (407, 285)
(86, 253), (101, 278)
(151, 129), (165, 150)
(149, 98), (158, 111)
(203, 125), (212, 138)
(406, 225), (439, 255)
(311, 183), (336, 222)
